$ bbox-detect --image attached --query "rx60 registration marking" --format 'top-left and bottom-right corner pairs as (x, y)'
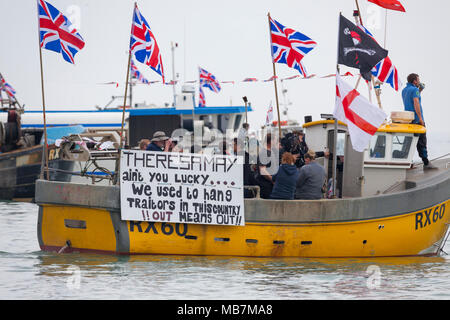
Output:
(415, 203), (446, 230)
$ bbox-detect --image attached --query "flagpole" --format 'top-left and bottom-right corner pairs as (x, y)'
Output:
(37, 5), (49, 181)
(354, 74), (362, 90)
(267, 12), (282, 140)
(120, 3), (136, 150)
(332, 13), (342, 199)
(120, 51), (132, 149)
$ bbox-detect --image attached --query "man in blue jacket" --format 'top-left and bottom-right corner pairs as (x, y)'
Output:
(295, 150), (326, 200)
(402, 73), (437, 170)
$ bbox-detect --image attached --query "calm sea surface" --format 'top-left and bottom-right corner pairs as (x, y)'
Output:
(0, 200), (449, 300)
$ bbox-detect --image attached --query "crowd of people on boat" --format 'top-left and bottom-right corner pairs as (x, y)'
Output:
(137, 126), (330, 201)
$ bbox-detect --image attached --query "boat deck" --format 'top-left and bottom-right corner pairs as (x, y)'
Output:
(405, 157), (450, 190)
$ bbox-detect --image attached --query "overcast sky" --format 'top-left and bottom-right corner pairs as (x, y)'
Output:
(1, 0), (449, 140)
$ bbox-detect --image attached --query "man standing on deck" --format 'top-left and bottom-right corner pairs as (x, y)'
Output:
(402, 73), (437, 170)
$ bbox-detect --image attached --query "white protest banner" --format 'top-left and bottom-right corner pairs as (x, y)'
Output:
(120, 150), (245, 226)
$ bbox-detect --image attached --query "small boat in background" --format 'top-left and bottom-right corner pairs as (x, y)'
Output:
(0, 109), (78, 201)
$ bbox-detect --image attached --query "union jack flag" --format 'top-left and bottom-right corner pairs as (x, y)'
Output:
(130, 59), (149, 84)
(198, 86), (206, 107)
(243, 78), (258, 82)
(357, 24), (400, 91)
(1, 76), (16, 99)
(199, 67), (221, 93)
(269, 16), (317, 77)
(130, 4), (164, 82)
(38, 0), (85, 64)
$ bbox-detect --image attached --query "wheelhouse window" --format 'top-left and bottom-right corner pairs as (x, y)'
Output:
(392, 135), (413, 159)
(369, 135), (386, 159)
(233, 114), (242, 132)
(217, 115), (230, 133)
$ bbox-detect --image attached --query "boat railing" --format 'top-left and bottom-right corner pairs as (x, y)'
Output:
(54, 132), (120, 183)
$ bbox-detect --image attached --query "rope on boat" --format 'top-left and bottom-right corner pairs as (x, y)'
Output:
(438, 224), (450, 256)
(412, 152), (450, 167)
(431, 152), (450, 162)
(45, 167), (114, 181)
(58, 240), (72, 254)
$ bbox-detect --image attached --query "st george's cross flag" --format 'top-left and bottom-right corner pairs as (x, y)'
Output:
(269, 16), (317, 77)
(334, 73), (387, 152)
(338, 14), (388, 76)
(130, 4), (164, 82)
(38, 0), (85, 64)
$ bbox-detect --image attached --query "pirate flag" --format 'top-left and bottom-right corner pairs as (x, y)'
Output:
(338, 14), (388, 75)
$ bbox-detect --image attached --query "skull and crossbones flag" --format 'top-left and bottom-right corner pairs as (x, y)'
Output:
(337, 14), (388, 75)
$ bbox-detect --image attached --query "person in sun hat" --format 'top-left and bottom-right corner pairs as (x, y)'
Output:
(146, 131), (172, 152)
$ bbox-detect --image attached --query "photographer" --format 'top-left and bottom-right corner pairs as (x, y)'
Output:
(281, 130), (329, 168)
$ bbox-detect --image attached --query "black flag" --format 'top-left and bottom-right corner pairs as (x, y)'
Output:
(338, 14), (388, 75)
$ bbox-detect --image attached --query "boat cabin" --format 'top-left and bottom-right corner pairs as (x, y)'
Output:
(302, 112), (425, 198)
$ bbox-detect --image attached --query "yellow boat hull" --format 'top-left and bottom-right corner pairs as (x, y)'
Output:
(38, 199), (450, 257)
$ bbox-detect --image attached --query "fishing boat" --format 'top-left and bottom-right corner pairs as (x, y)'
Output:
(34, 110), (450, 257)
(0, 106), (78, 201)
(31, 0), (449, 258)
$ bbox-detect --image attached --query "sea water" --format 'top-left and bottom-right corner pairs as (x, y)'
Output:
(0, 200), (449, 300)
